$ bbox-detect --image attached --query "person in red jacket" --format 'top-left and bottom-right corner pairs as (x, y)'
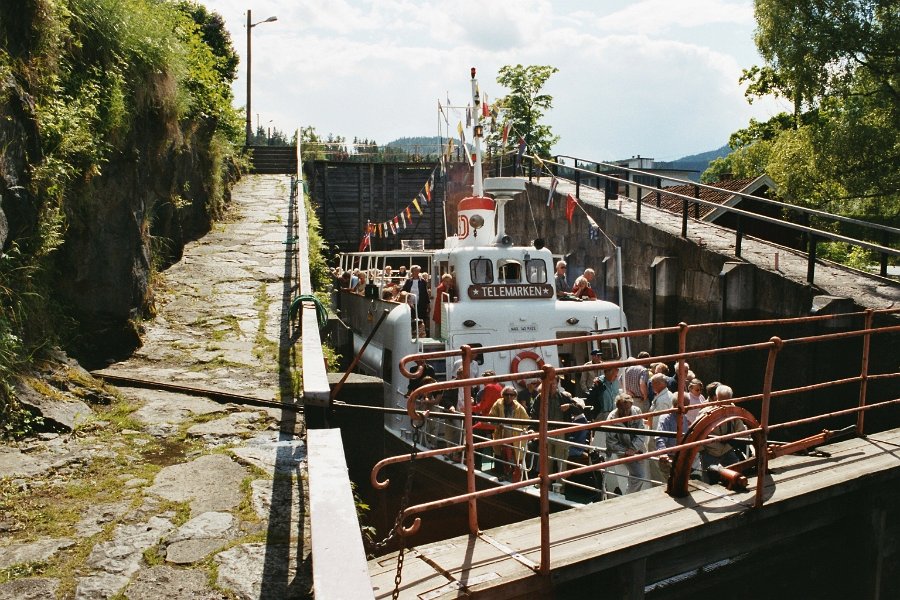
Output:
(472, 371), (501, 469)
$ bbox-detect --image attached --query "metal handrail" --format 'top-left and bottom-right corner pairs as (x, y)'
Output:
(537, 154), (898, 282)
(372, 308), (900, 575)
(553, 153), (900, 236)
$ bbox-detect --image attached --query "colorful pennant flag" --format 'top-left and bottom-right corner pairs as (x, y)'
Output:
(425, 180), (431, 201)
(413, 198), (423, 215)
(566, 193), (577, 223)
(533, 154), (546, 180)
(547, 176), (558, 208)
(501, 123), (509, 147)
(482, 93), (489, 118)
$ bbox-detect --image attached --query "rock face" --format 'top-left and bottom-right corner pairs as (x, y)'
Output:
(1, 27), (238, 363)
(0, 71), (41, 255)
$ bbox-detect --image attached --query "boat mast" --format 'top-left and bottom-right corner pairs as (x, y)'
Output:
(470, 67), (484, 197)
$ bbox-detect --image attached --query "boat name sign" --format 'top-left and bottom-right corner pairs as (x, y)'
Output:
(467, 283), (554, 300)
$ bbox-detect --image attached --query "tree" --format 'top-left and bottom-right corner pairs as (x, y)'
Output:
(491, 64), (560, 159)
(175, 1), (239, 82)
(709, 0), (899, 227)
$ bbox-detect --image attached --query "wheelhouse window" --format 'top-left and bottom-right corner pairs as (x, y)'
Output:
(497, 260), (521, 283)
(525, 259), (547, 283)
(470, 258), (493, 284)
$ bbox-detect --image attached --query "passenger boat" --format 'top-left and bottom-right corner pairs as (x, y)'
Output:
(333, 69), (634, 516)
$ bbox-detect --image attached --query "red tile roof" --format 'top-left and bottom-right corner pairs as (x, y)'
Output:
(640, 178), (761, 220)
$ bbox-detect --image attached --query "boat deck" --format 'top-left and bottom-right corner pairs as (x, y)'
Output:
(369, 427), (900, 598)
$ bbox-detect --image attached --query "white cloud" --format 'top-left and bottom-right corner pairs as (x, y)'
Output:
(201, 0), (781, 159)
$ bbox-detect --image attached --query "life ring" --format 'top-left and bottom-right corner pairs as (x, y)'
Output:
(510, 351), (545, 375)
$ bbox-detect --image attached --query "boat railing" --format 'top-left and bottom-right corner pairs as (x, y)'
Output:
(370, 308), (900, 574)
(415, 408), (657, 500)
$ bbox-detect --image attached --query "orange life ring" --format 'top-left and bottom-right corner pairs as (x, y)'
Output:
(510, 351), (545, 375)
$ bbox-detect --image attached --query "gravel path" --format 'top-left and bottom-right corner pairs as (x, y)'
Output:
(1, 175), (311, 599)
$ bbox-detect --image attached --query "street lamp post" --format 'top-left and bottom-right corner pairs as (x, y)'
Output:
(245, 10), (277, 145)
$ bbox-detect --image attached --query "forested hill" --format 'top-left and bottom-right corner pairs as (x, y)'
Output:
(660, 145), (731, 172)
(384, 137), (729, 170)
(387, 136), (458, 155)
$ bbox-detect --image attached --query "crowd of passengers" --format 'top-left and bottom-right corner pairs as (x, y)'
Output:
(333, 265), (462, 337)
(334, 258), (605, 303)
(406, 354), (747, 497)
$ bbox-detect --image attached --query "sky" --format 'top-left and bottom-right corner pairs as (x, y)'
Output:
(200, 0), (790, 161)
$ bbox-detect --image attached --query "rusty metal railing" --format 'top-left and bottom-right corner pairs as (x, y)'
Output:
(370, 308), (900, 575)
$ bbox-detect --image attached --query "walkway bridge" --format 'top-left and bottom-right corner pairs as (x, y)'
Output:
(363, 312), (899, 598)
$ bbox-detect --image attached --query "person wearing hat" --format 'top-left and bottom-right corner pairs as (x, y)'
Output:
(578, 348), (604, 397)
(488, 385), (531, 481)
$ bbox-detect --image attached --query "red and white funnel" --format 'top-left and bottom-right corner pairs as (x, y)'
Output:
(456, 196), (495, 246)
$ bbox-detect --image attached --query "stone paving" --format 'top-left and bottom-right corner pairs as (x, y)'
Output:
(0, 175), (311, 599)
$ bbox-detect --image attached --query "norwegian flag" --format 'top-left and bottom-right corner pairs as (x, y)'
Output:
(358, 222), (372, 251)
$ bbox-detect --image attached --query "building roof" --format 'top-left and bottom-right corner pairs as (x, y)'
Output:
(640, 175), (775, 222)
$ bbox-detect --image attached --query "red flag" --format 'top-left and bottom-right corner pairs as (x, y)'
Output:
(501, 123), (510, 147)
(358, 223), (371, 251)
(482, 93), (489, 118)
(566, 193), (577, 223)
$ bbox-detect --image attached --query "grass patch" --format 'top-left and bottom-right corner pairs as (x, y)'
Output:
(78, 399), (144, 433)
(196, 314), (243, 342)
(142, 545), (166, 567)
(1, 561), (48, 582)
(188, 356), (247, 371)
(253, 284), (277, 366)
(234, 465), (273, 525)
